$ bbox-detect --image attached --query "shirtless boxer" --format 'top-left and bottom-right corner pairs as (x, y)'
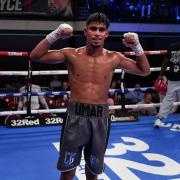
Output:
(30, 12), (150, 180)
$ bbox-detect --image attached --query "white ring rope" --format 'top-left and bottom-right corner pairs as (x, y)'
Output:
(1, 102), (180, 116)
(110, 102), (180, 110)
(0, 67), (170, 76)
(0, 109), (66, 116)
(0, 70), (68, 76)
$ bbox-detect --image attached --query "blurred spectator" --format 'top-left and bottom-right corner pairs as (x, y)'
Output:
(18, 84), (49, 110)
(90, 0), (178, 23)
(4, 80), (13, 89)
(108, 80), (120, 104)
(55, 93), (69, 107)
(61, 81), (70, 91)
(107, 97), (115, 114)
(50, 75), (62, 91)
(60, 80), (70, 98)
(55, 80), (70, 107)
(0, 98), (7, 111)
(11, 77), (23, 90)
(125, 83), (144, 104)
(133, 92), (157, 115)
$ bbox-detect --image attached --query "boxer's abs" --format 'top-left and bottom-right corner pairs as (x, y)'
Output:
(70, 82), (110, 104)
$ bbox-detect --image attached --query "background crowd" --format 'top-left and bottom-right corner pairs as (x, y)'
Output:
(1, 74), (179, 116)
(76, 0), (180, 23)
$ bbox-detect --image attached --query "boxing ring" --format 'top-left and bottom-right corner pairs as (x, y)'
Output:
(0, 50), (180, 123)
(0, 50), (180, 180)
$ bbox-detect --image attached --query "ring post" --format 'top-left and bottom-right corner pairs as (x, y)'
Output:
(120, 70), (126, 110)
(27, 59), (32, 116)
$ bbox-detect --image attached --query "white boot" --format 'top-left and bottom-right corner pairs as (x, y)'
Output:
(154, 118), (163, 128)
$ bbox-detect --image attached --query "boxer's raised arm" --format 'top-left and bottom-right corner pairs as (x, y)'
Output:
(30, 23), (73, 64)
(120, 32), (150, 76)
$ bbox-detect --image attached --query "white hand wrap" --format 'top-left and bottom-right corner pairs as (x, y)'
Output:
(46, 23), (73, 44)
(123, 32), (144, 56)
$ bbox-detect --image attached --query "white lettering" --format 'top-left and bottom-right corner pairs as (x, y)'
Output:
(7, 0), (14, 11)
(159, 122), (172, 128)
(15, 0), (21, 11)
(105, 137), (180, 178)
(0, 0), (6, 10)
(0, 0), (22, 11)
(111, 115), (129, 122)
(45, 117), (63, 125)
(151, 122), (180, 132)
(170, 124), (180, 132)
(52, 143), (111, 180)
(170, 51), (180, 65)
(10, 119), (40, 126)
(11, 120), (17, 126)
(106, 137), (149, 156)
(105, 153), (180, 180)
(76, 155), (111, 180)
(53, 137), (180, 179)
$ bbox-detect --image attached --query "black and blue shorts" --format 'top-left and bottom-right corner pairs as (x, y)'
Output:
(57, 100), (110, 175)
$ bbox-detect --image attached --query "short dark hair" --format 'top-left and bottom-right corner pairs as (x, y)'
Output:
(86, 12), (110, 28)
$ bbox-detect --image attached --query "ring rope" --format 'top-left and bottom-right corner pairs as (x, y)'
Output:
(0, 109), (67, 116)
(0, 51), (29, 57)
(27, 59), (32, 116)
(120, 70), (126, 109)
(124, 50), (167, 56)
(0, 50), (167, 57)
(0, 87), (154, 97)
(1, 102), (180, 116)
(0, 70), (68, 76)
(0, 67), (170, 76)
(0, 49), (171, 117)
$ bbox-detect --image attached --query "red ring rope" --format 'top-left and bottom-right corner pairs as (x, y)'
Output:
(0, 50), (167, 57)
(0, 51), (29, 57)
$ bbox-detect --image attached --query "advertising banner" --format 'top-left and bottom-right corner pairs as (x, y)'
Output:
(0, 0), (73, 19)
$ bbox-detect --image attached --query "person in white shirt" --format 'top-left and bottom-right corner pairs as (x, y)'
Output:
(18, 84), (49, 110)
(126, 83), (144, 104)
(50, 75), (62, 91)
(133, 92), (157, 115)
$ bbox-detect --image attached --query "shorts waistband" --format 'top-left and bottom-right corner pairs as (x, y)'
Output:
(67, 100), (109, 118)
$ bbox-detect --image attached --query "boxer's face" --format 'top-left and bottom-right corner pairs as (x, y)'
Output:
(84, 22), (109, 48)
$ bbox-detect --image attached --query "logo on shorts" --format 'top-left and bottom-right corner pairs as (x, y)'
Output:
(90, 155), (99, 167)
(75, 103), (103, 117)
(64, 152), (76, 167)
